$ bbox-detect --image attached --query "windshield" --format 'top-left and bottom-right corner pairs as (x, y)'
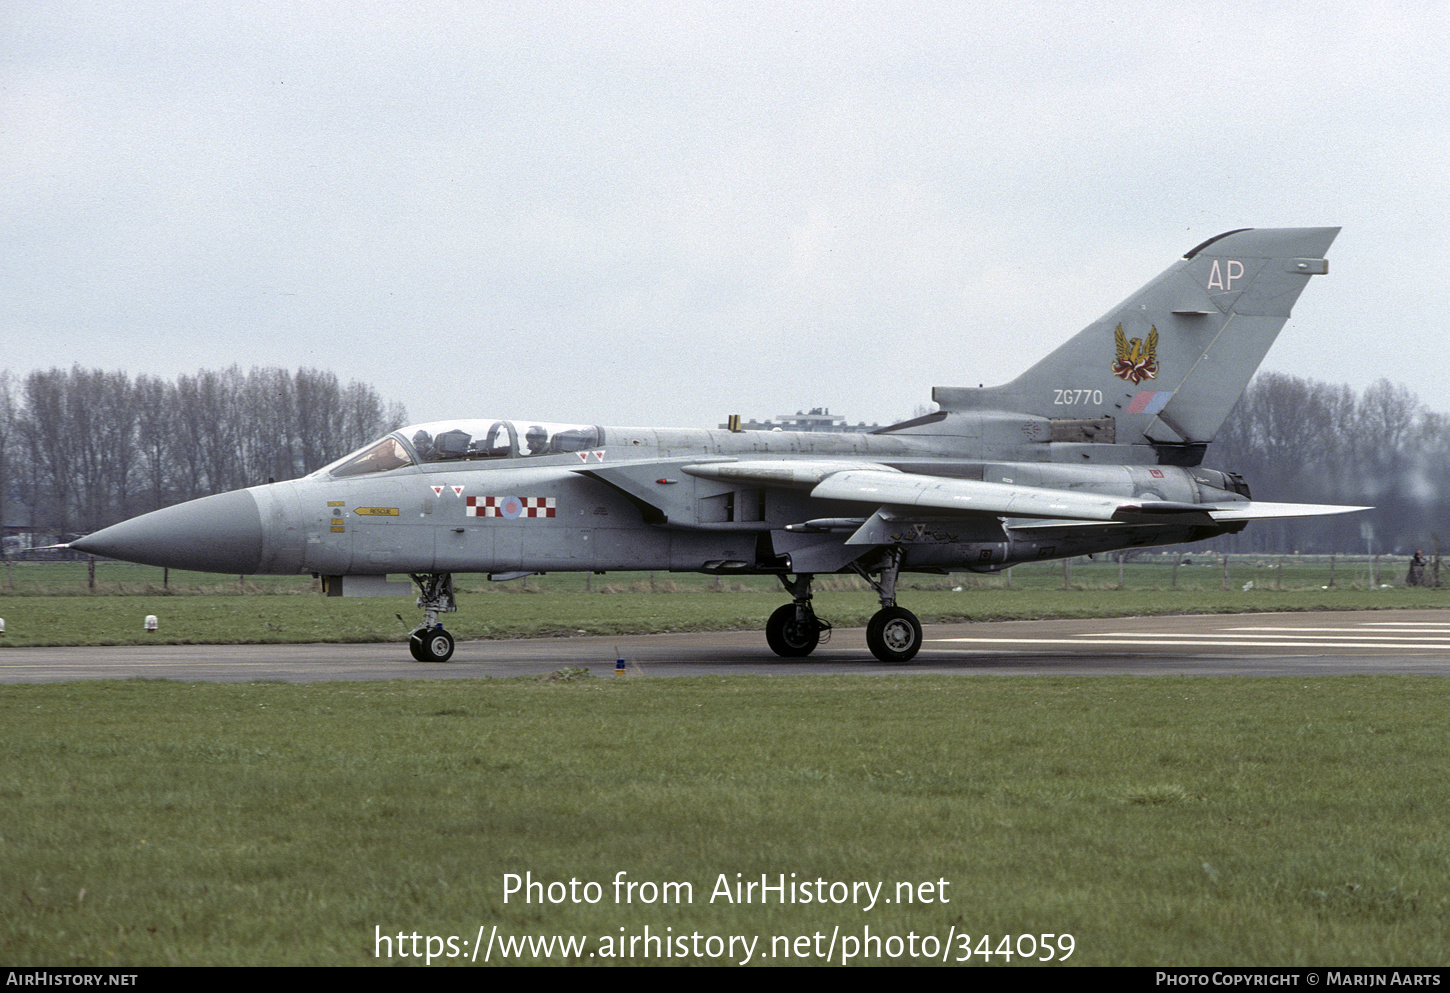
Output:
(328, 436), (416, 478)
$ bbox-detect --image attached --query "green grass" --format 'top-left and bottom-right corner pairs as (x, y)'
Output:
(3, 675), (1448, 965)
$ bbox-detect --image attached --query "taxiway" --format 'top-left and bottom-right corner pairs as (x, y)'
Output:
(3, 610), (1450, 683)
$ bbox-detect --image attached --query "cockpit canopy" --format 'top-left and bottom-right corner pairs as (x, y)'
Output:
(325, 420), (604, 478)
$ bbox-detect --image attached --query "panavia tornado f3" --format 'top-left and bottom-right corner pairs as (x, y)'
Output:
(70, 227), (1365, 663)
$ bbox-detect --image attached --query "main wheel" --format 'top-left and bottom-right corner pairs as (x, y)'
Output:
(410, 627), (455, 663)
(765, 603), (820, 658)
(866, 606), (922, 663)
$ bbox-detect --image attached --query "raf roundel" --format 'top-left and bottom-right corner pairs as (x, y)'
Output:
(466, 496), (556, 519)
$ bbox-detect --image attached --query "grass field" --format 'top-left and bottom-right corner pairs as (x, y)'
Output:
(3, 674), (1447, 966)
(5, 554), (1447, 967)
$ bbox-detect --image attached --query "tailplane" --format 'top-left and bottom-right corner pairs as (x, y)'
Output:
(933, 227), (1339, 456)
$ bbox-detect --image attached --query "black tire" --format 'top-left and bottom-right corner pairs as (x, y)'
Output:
(866, 606), (922, 663)
(411, 627), (455, 663)
(765, 603), (820, 658)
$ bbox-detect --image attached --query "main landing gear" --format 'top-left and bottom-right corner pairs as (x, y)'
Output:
(408, 573), (457, 662)
(853, 549), (923, 664)
(865, 606), (923, 664)
(763, 551), (923, 664)
(765, 573), (832, 657)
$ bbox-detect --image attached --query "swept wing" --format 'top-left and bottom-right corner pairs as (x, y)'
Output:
(683, 461), (1367, 524)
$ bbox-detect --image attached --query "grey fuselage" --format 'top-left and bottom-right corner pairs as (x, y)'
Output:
(94, 412), (1247, 581)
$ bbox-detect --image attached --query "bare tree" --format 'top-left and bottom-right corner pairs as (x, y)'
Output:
(134, 374), (173, 514)
(3, 364), (409, 533)
(294, 368), (343, 473)
(0, 372), (16, 530)
(20, 369), (74, 532)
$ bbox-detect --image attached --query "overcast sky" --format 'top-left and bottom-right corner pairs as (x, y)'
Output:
(3, 2), (1446, 431)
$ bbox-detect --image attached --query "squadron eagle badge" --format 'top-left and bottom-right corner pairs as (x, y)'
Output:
(1112, 323), (1158, 384)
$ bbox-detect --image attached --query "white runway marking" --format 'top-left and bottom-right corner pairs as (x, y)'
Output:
(929, 618), (1450, 653)
(930, 638), (1450, 649)
(1099, 632), (1450, 642)
(1228, 625), (1450, 634)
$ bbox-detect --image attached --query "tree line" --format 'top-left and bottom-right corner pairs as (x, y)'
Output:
(0, 366), (407, 536)
(1208, 373), (1446, 556)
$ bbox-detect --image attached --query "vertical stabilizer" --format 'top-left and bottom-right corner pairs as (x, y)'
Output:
(933, 227), (1339, 450)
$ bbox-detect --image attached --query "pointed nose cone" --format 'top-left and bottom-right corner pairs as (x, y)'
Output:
(70, 489), (265, 573)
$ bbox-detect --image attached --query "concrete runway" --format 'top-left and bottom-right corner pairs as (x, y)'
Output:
(4, 609), (1450, 683)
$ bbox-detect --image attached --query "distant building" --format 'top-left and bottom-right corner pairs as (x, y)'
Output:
(719, 407), (882, 433)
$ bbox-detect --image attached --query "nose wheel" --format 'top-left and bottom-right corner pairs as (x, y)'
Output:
(407, 572), (458, 662)
(410, 626), (455, 663)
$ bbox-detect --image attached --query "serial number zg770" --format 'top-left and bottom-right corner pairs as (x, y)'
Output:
(1053, 389), (1103, 405)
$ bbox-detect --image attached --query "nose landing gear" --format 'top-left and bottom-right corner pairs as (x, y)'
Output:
(765, 573), (832, 658)
(408, 573), (457, 662)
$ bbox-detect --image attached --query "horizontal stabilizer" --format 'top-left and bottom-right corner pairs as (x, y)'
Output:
(1199, 501), (1372, 522)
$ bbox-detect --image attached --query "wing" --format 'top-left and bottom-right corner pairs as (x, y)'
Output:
(579, 456), (1364, 577)
(682, 461), (1369, 525)
(812, 470), (1365, 523)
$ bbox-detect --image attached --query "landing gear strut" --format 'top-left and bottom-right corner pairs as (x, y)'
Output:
(408, 573), (457, 662)
(852, 549), (923, 663)
(765, 573), (831, 658)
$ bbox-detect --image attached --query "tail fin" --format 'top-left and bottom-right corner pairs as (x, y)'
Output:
(933, 227), (1339, 453)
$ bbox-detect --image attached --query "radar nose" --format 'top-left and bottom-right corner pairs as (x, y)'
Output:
(68, 488), (265, 574)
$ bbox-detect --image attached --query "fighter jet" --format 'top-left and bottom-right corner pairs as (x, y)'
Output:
(69, 227), (1363, 663)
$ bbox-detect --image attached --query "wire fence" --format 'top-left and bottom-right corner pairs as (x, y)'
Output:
(0, 551), (1442, 596)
